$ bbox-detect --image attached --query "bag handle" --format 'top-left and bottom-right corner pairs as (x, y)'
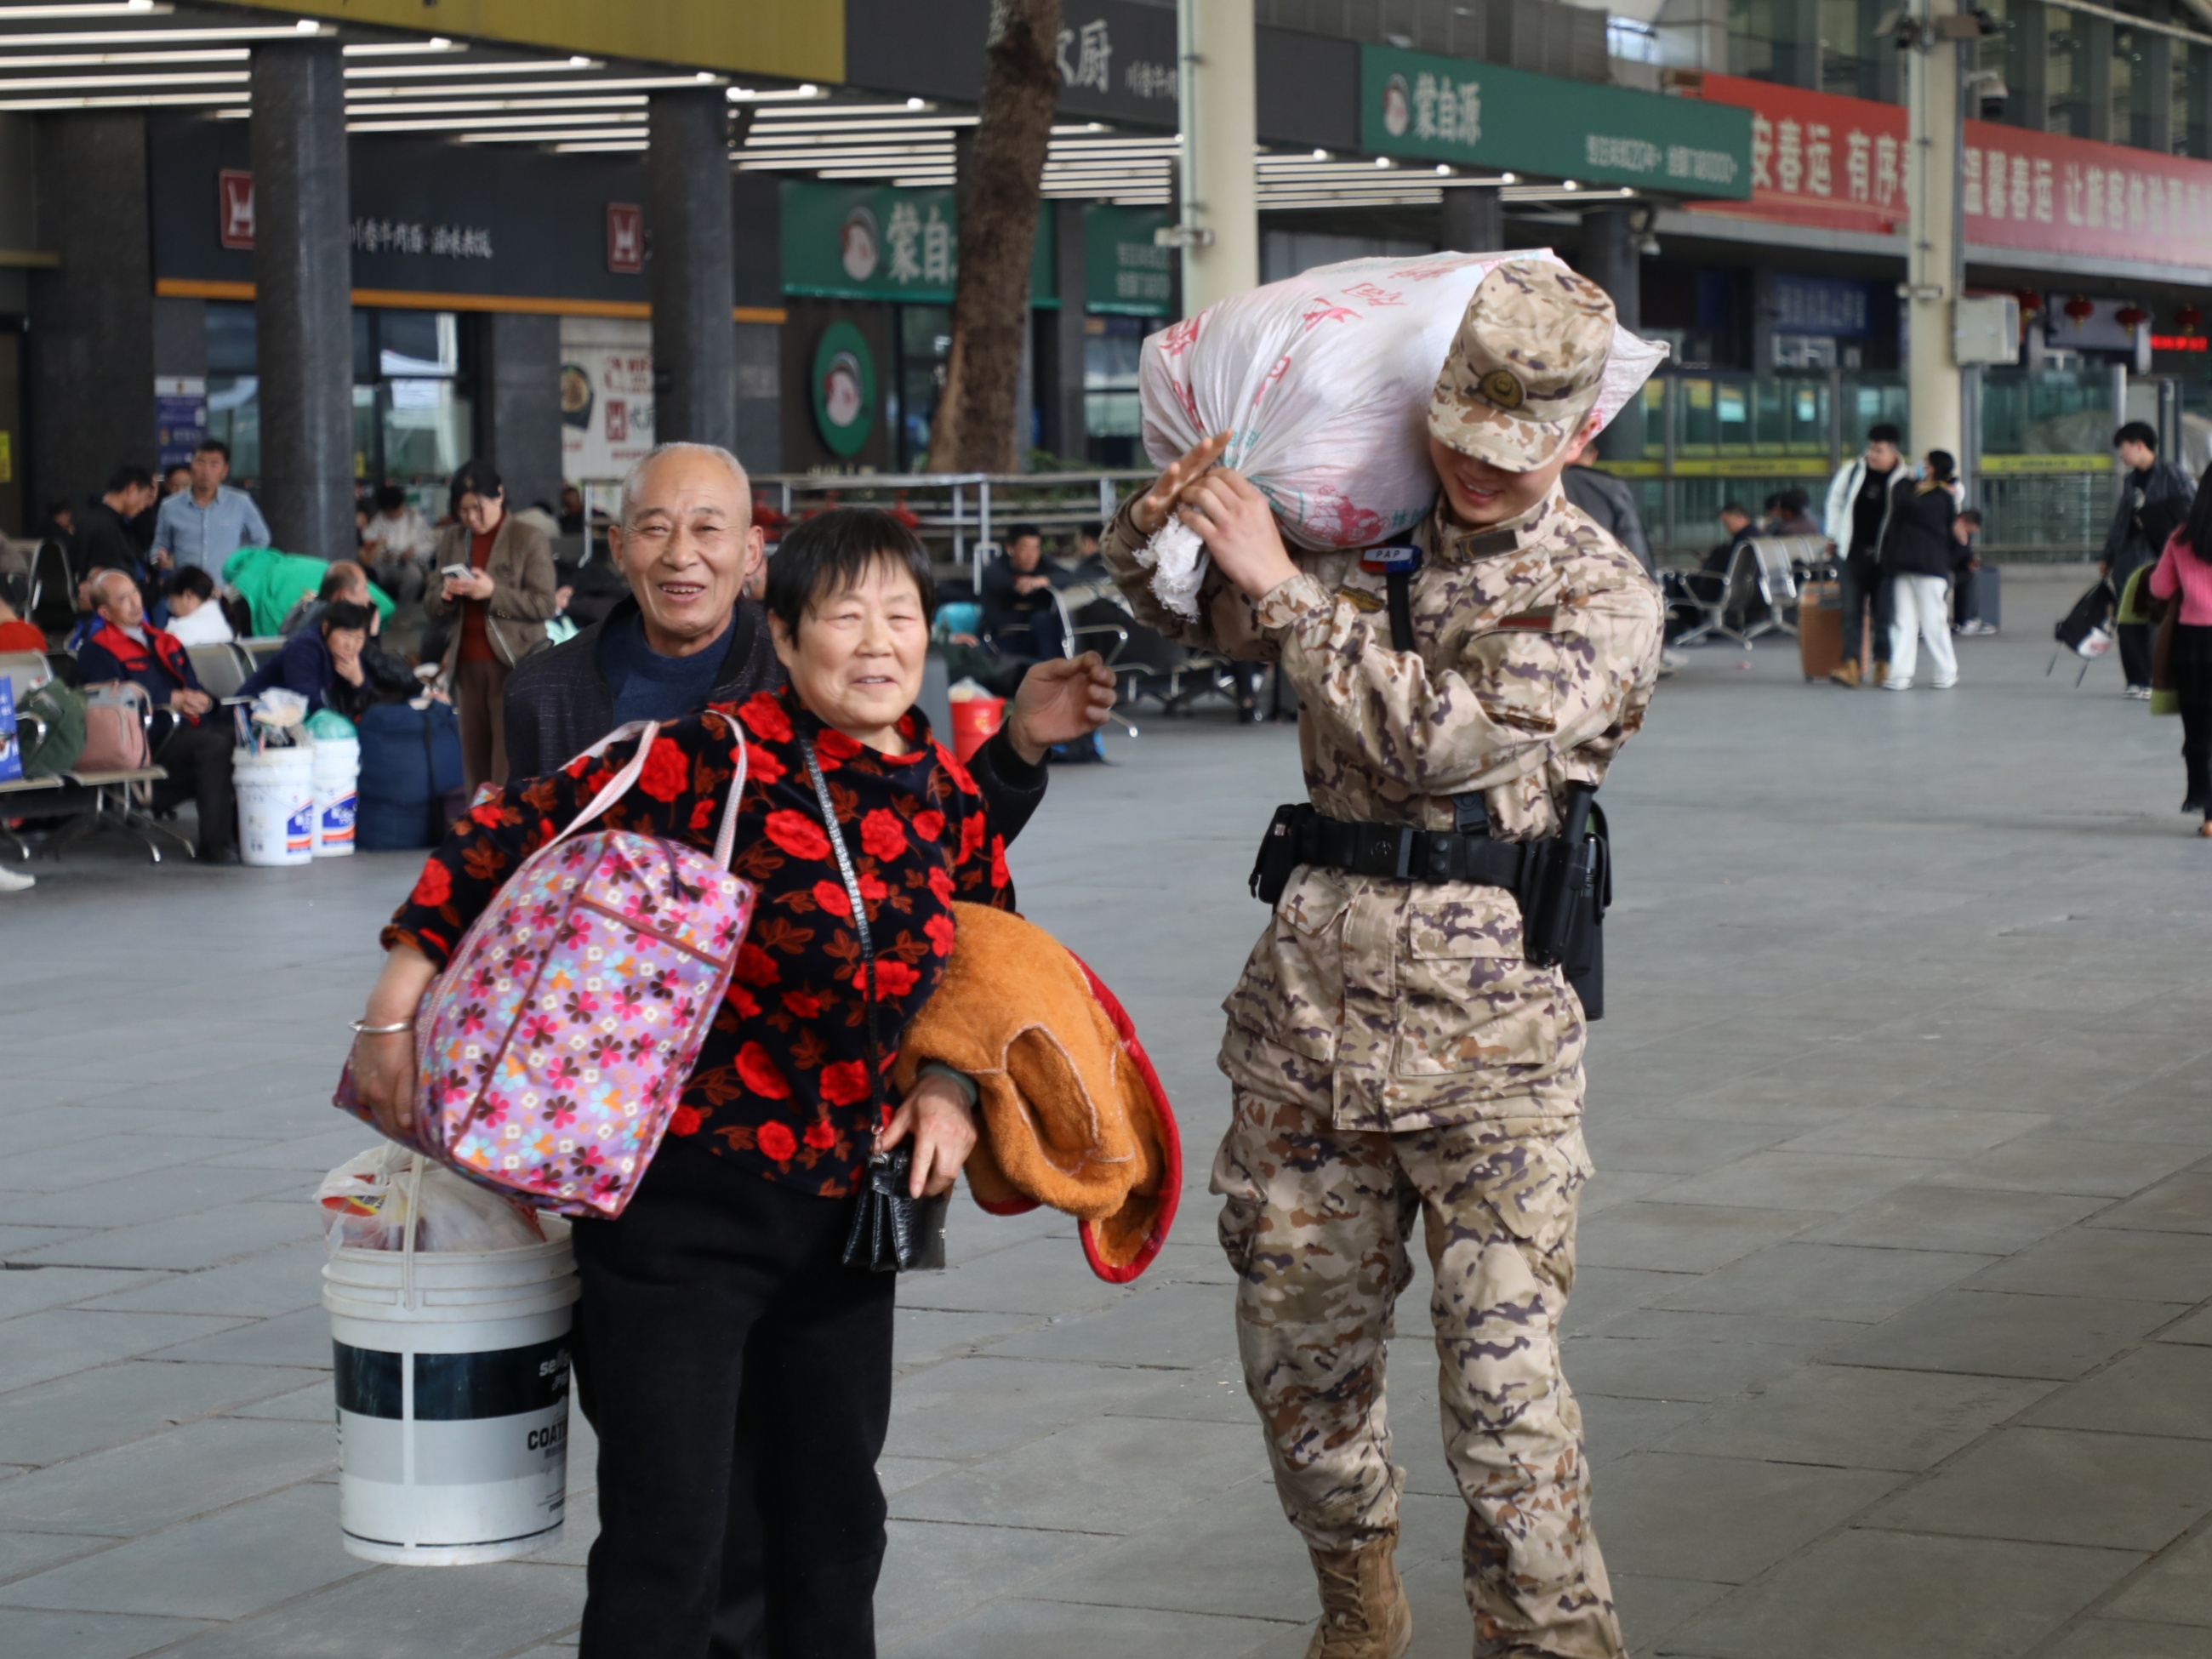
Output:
(801, 734), (881, 1125)
(542, 712), (750, 866)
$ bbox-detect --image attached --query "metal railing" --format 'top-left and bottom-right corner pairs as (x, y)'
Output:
(567, 470), (1151, 568)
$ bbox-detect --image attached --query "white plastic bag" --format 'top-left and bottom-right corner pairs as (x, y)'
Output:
(1137, 250), (1670, 616)
(316, 1144), (546, 1254)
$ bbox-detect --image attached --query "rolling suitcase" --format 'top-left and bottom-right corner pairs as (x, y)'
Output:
(1798, 580), (1844, 681)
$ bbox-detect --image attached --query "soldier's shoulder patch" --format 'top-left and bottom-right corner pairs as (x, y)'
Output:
(1494, 609), (1558, 631)
(1336, 584), (1387, 613)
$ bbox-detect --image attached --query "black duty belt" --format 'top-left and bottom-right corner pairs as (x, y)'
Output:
(1289, 806), (1534, 891)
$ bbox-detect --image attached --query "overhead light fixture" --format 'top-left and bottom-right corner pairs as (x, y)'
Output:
(347, 58), (602, 79)
(1501, 171), (1518, 183)
(0, 1), (169, 14)
(1313, 147), (1329, 159)
(1563, 179), (1580, 190)
(0, 26), (315, 48)
(1435, 163), (1452, 174)
(1375, 156), (1391, 167)
(0, 70), (247, 91)
(342, 37), (456, 56)
(0, 48), (246, 66)
(345, 76), (720, 99)
(294, 18), (318, 32)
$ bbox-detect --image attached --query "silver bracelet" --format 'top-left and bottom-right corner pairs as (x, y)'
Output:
(351, 1018), (415, 1036)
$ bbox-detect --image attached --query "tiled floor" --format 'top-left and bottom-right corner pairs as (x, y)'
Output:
(6, 567), (2212, 1657)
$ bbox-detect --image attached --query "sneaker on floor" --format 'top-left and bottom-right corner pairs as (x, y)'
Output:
(1884, 676), (1914, 691)
(1873, 662), (1890, 686)
(0, 864), (33, 892)
(1829, 661), (1861, 687)
(1930, 679), (1958, 690)
(2127, 684), (2154, 699)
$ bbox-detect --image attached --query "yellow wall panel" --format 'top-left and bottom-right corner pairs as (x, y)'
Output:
(225, 0), (842, 83)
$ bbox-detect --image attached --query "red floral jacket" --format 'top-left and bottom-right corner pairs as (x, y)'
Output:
(384, 684), (1014, 1198)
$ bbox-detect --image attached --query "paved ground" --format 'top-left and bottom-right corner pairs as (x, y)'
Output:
(8, 567), (2212, 1658)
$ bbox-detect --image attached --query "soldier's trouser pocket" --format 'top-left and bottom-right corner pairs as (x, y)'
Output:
(1392, 896), (1578, 1084)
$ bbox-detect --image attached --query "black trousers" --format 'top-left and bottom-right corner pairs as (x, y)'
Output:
(2174, 624), (2212, 816)
(1839, 558), (1891, 665)
(571, 1143), (894, 1659)
(2119, 620), (2155, 689)
(152, 719), (235, 857)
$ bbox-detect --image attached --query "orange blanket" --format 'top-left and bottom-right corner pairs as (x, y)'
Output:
(891, 902), (1180, 1282)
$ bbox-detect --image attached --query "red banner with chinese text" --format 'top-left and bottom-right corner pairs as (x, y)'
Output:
(1682, 71), (2212, 271)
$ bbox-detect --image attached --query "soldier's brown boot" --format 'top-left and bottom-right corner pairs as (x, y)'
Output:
(1829, 659), (1860, 687)
(1303, 1534), (1413, 1659)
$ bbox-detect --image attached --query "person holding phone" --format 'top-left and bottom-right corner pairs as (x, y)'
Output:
(420, 459), (557, 792)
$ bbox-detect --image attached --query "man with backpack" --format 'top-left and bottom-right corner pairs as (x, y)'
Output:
(2103, 422), (2195, 698)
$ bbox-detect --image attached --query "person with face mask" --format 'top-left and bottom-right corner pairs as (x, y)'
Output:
(1098, 259), (1662, 1659)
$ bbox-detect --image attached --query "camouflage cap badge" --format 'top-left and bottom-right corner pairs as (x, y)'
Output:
(1429, 259), (1616, 472)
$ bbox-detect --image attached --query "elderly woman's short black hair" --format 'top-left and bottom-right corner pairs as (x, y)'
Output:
(763, 509), (936, 637)
(164, 565), (215, 601)
(321, 599), (374, 636)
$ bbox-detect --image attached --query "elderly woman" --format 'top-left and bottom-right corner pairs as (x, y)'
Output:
(352, 510), (1029, 1658)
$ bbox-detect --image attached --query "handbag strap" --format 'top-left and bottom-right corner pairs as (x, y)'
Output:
(801, 734), (881, 1124)
(541, 711), (750, 868)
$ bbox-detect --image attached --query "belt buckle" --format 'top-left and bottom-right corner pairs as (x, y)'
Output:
(1362, 825), (1415, 880)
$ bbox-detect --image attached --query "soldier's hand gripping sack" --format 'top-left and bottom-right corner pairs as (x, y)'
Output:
(1138, 249), (1668, 560)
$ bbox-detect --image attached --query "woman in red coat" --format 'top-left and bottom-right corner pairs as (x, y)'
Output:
(352, 510), (1060, 1657)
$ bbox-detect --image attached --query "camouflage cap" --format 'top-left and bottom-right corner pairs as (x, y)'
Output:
(1428, 259), (1616, 472)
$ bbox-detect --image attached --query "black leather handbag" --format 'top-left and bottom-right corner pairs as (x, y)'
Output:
(800, 736), (948, 1274)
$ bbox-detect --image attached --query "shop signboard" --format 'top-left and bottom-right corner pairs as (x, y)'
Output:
(845, 0), (1181, 128)
(1084, 205), (1172, 316)
(1684, 71), (2212, 271)
(560, 317), (654, 484)
(780, 181), (1056, 305)
(1358, 43), (1751, 198)
(156, 376), (209, 469)
(810, 321), (879, 458)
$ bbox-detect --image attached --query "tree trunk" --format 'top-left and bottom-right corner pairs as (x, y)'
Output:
(929, 0), (1061, 474)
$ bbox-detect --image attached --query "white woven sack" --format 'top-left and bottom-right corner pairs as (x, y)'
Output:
(1133, 249), (1668, 617)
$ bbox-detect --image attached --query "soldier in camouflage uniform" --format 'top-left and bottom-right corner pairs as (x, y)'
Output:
(1100, 261), (1662, 1659)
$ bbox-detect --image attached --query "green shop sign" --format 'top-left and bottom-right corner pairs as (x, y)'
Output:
(781, 181), (1056, 305)
(1359, 43), (1752, 200)
(1084, 205), (1172, 317)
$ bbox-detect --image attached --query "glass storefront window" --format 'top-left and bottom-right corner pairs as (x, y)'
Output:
(894, 304), (951, 470)
(1979, 366), (2114, 454)
(2048, 9), (2086, 137)
(201, 301), (476, 493)
(1084, 314), (1147, 469)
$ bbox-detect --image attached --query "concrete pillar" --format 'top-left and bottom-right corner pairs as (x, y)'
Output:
(1786, 0), (1822, 88)
(29, 114), (155, 518)
(648, 88), (737, 449)
(1041, 197), (1087, 463)
(1439, 186), (1504, 254)
(251, 41), (353, 560)
(2084, 14), (2114, 142)
(478, 311), (562, 514)
(2191, 44), (2212, 157)
(1906, 0), (1963, 461)
(1176, 0), (1259, 314)
(733, 322), (781, 472)
(1582, 208), (1642, 463)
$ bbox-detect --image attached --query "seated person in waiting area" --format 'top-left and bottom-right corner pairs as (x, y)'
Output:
(0, 589), (43, 653)
(74, 570), (237, 862)
(160, 567), (235, 646)
(505, 442), (1113, 820)
(238, 600), (385, 721)
(978, 522), (1070, 661)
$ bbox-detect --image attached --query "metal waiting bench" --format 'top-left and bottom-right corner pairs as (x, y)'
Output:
(0, 650), (185, 864)
(1668, 534), (1818, 649)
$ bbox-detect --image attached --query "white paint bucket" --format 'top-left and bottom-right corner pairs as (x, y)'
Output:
(322, 1207), (580, 1565)
(234, 745), (316, 867)
(312, 736), (360, 858)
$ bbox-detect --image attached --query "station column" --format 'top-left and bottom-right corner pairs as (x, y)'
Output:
(250, 38), (353, 561)
(648, 88), (737, 450)
(1582, 208), (1643, 463)
(1440, 186), (1502, 254)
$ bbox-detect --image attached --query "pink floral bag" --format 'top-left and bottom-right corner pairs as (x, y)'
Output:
(336, 714), (756, 1219)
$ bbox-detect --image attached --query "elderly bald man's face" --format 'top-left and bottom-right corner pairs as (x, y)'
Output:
(610, 449), (765, 656)
(95, 573), (144, 630)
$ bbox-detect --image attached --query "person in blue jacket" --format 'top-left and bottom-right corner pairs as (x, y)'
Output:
(238, 600), (383, 720)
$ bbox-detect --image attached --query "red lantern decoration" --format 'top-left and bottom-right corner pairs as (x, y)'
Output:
(2116, 305), (2148, 331)
(2016, 290), (2042, 316)
(2064, 294), (2096, 322)
(2176, 304), (2203, 333)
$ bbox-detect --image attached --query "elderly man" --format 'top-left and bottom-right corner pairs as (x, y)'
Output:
(74, 569), (237, 862)
(505, 442), (1115, 813)
(151, 439), (270, 580)
(978, 522), (1069, 662)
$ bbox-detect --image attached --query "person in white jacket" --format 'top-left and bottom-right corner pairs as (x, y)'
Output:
(1822, 422), (1905, 687)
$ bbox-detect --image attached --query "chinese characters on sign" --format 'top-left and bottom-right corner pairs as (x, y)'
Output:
(1689, 71), (2212, 270)
(1058, 18), (1112, 94)
(781, 182), (1058, 306)
(218, 169), (254, 249)
(1360, 44), (1751, 198)
(352, 219), (493, 259)
(606, 202), (643, 276)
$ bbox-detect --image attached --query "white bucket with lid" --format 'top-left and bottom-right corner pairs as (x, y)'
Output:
(323, 1196), (579, 1565)
(235, 745), (316, 866)
(312, 736), (360, 858)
